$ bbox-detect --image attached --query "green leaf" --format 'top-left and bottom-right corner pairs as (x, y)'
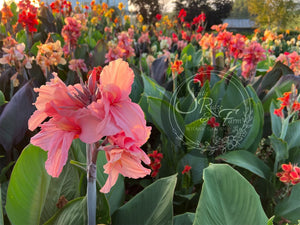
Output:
(147, 97), (184, 146)
(0, 91), (6, 106)
(141, 74), (171, 101)
(44, 197), (87, 225)
(91, 40), (107, 67)
(30, 41), (41, 56)
(6, 144), (82, 224)
(269, 134), (289, 169)
(0, 184), (4, 225)
(270, 100), (282, 138)
(216, 150), (271, 180)
(112, 174), (177, 225)
(174, 212), (195, 225)
(267, 216), (275, 225)
(184, 119), (206, 149)
(275, 183), (300, 223)
(178, 149), (208, 185)
(193, 164), (268, 225)
(6, 145), (51, 225)
(285, 120), (300, 149)
(16, 30), (27, 45)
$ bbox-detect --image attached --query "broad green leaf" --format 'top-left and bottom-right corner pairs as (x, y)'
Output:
(30, 41), (41, 56)
(216, 150), (271, 180)
(178, 149), (208, 185)
(184, 119), (206, 149)
(5, 144), (93, 224)
(129, 66), (144, 104)
(147, 97), (184, 146)
(16, 30), (27, 45)
(40, 151), (80, 224)
(141, 75), (171, 101)
(270, 101), (282, 138)
(193, 164), (268, 225)
(269, 134), (289, 170)
(181, 43), (195, 57)
(275, 183), (300, 223)
(44, 197), (87, 225)
(285, 120), (300, 149)
(6, 145), (51, 225)
(112, 174), (177, 225)
(174, 212), (195, 225)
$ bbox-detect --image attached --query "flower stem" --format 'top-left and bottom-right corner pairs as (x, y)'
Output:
(86, 143), (97, 225)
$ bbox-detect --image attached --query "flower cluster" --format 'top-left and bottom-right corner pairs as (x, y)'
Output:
(68, 59), (88, 73)
(28, 59), (151, 193)
(193, 64), (214, 86)
(61, 17), (82, 54)
(36, 40), (66, 76)
(1, 2), (13, 25)
(0, 37), (33, 69)
(148, 150), (163, 177)
(17, 0), (38, 33)
(105, 32), (135, 63)
(276, 51), (300, 75)
(241, 41), (266, 79)
(274, 86), (300, 118)
(276, 163), (300, 185)
(50, 0), (72, 16)
(170, 60), (184, 75)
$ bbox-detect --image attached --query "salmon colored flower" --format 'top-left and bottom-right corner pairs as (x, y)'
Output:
(61, 17), (82, 53)
(101, 132), (151, 193)
(241, 41), (266, 79)
(68, 59), (88, 73)
(29, 59), (151, 185)
(36, 40), (66, 76)
(182, 165), (192, 174)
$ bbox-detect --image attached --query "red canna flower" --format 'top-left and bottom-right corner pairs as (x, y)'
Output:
(207, 116), (220, 128)
(182, 165), (192, 174)
(156, 14), (162, 21)
(18, 11), (39, 33)
(277, 163), (300, 185)
(178, 9), (186, 22)
(194, 64), (213, 86)
(148, 150), (163, 177)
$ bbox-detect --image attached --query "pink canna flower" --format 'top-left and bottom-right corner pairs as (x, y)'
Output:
(241, 41), (266, 79)
(101, 132), (151, 193)
(69, 59), (88, 73)
(29, 59), (151, 192)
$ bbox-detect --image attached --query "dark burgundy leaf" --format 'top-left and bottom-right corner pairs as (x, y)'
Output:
(0, 82), (36, 151)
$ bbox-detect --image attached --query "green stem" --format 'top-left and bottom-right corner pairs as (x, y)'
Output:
(86, 144), (97, 225)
